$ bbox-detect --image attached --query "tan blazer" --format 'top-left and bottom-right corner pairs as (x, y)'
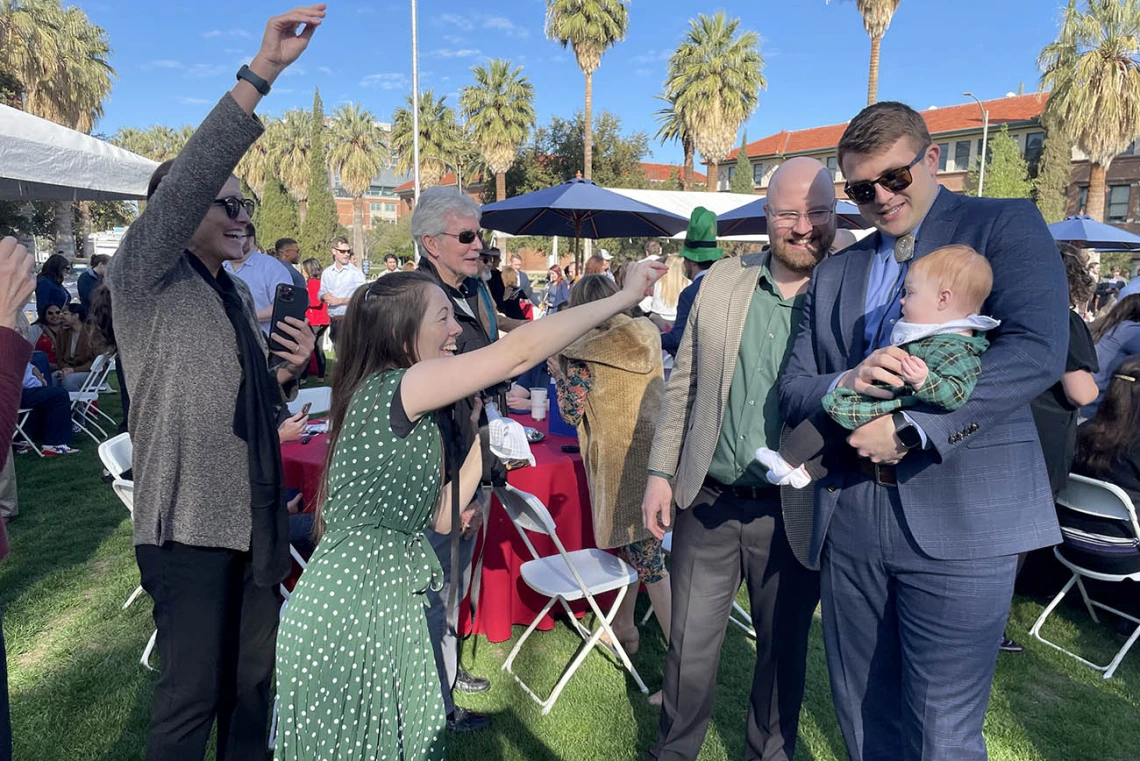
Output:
(646, 252), (816, 569)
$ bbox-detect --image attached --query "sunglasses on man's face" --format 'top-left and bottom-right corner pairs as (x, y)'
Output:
(334, 248), (352, 255)
(843, 145), (930, 205)
(439, 229), (480, 245)
(212, 196), (257, 219)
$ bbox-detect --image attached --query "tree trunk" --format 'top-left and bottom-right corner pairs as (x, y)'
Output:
(867, 35), (882, 106)
(1086, 162), (1109, 221)
(584, 70), (593, 181)
(352, 196), (366, 258)
(683, 139), (694, 192)
(298, 198), (308, 226)
(496, 171), (506, 202)
(54, 201), (75, 259)
(707, 162), (719, 193)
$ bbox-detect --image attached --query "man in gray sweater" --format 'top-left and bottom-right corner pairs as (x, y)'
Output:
(106, 7), (321, 760)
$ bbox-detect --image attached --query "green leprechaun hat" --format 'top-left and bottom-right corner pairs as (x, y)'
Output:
(679, 206), (723, 263)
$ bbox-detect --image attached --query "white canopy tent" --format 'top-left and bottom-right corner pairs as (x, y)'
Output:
(608, 189), (769, 242)
(0, 104), (158, 201)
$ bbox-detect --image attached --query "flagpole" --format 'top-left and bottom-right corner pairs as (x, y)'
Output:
(411, 0), (421, 206)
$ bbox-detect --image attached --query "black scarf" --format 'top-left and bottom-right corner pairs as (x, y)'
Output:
(188, 252), (290, 586)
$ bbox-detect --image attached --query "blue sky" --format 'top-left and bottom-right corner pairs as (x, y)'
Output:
(77, 0), (1065, 164)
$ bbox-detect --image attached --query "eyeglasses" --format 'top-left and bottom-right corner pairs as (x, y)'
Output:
(334, 248), (352, 255)
(439, 229), (479, 245)
(769, 207), (835, 230)
(212, 196), (256, 219)
(843, 145), (931, 205)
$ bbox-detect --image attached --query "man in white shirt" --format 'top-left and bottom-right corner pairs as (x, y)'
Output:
(318, 235), (366, 345)
(222, 223), (294, 334)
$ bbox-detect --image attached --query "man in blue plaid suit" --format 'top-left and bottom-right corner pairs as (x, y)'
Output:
(779, 102), (1067, 761)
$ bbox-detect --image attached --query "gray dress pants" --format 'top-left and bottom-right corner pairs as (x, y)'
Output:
(425, 526), (478, 717)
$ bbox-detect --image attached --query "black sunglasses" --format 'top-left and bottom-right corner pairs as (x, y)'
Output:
(439, 229), (479, 245)
(334, 247), (352, 255)
(843, 145), (930, 205)
(212, 196), (256, 219)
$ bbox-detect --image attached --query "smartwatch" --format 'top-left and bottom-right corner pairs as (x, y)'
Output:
(892, 411), (922, 450)
(236, 64), (271, 96)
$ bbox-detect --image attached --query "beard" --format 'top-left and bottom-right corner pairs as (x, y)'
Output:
(769, 229), (832, 274)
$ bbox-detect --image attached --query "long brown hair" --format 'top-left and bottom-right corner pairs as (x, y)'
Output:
(1059, 243), (1096, 309)
(1090, 293), (1140, 343)
(1073, 356), (1140, 479)
(313, 272), (438, 538)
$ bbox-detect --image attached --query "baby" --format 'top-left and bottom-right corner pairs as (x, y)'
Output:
(757, 244), (999, 488)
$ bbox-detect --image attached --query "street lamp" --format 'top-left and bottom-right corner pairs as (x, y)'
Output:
(964, 91), (989, 198)
(411, 0), (421, 206)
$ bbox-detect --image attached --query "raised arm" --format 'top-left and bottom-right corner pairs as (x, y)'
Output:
(108, 6), (325, 298)
(401, 260), (666, 420)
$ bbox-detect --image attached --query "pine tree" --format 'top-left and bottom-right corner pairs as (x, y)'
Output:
(966, 125), (1032, 200)
(258, 166), (300, 251)
(729, 133), (754, 194)
(1034, 114), (1073, 223)
(300, 89), (340, 268)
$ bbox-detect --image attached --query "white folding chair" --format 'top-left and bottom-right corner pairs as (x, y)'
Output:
(270, 544), (310, 750)
(285, 386), (332, 417)
(98, 432), (132, 480)
(12, 408), (43, 457)
(69, 354), (115, 442)
(1030, 474), (1140, 679)
(639, 531), (756, 638)
(495, 484), (648, 714)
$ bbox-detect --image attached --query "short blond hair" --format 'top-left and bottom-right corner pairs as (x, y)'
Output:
(911, 244), (993, 313)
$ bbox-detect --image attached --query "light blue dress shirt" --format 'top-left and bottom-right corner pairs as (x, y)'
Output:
(223, 251), (294, 333)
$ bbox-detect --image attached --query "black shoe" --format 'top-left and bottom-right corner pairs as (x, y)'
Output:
(1000, 636), (1025, 653)
(455, 668), (490, 694)
(446, 707), (491, 732)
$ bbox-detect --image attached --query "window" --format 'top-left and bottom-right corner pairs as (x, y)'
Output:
(976, 138), (992, 166)
(1078, 186), (1089, 212)
(369, 202), (383, 213)
(1107, 185), (1131, 222)
(954, 141), (971, 171)
(384, 202), (397, 213)
(752, 162), (765, 185)
(1125, 140), (1138, 156)
(826, 155), (838, 180)
(1024, 131), (1044, 169)
(937, 143), (949, 172)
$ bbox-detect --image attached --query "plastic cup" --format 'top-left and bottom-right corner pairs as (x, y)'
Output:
(529, 387), (548, 421)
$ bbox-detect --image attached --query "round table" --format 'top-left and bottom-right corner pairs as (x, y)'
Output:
(280, 412), (598, 644)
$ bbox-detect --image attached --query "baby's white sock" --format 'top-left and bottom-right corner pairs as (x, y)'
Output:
(755, 447), (813, 489)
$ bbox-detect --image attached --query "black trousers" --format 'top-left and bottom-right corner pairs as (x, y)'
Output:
(648, 483), (820, 761)
(136, 542), (280, 761)
(311, 325), (328, 378)
(328, 316), (345, 351)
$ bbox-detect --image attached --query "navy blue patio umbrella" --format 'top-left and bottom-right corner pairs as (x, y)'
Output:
(1048, 214), (1140, 250)
(479, 178), (690, 239)
(716, 198), (868, 236)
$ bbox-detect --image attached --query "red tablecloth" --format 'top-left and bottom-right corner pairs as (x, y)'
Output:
(280, 412), (597, 644)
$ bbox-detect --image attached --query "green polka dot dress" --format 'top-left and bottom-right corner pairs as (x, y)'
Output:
(275, 369), (446, 761)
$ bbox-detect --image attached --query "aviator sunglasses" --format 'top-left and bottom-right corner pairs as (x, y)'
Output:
(438, 229), (480, 245)
(212, 196), (257, 219)
(843, 144), (930, 205)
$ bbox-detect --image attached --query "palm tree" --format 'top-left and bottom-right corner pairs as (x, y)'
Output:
(459, 59), (536, 201)
(545, 0), (629, 181)
(328, 103), (387, 256)
(665, 12), (765, 192)
(267, 109), (314, 222)
(237, 129), (271, 201)
(391, 90), (463, 188)
(654, 92), (696, 191)
(828, 0), (901, 106)
(1040, 0), (1140, 221)
(111, 126), (150, 157)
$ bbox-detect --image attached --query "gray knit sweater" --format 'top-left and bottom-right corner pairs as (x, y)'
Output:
(108, 94), (283, 552)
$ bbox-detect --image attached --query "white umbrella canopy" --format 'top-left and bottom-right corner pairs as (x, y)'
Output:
(0, 104), (159, 201)
(607, 188), (769, 242)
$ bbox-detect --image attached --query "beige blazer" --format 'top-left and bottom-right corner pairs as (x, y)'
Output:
(646, 252), (817, 569)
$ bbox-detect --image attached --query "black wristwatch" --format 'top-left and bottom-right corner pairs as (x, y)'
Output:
(893, 411), (922, 450)
(236, 64), (271, 96)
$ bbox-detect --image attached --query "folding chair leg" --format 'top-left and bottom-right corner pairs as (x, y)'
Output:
(122, 584), (145, 610)
(1075, 575), (1099, 623)
(1029, 574), (1140, 679)
(640, 603), (654, 627)
(728, 601), (756, 639)
(141, 628), (158, 671)
(268, 695), (279, 750)
(1103, 618), (1140, 679)
(503, 598), (557, 674)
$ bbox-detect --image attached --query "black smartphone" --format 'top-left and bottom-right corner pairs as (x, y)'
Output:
(560, 444), (580, 454)
(268, 283), (309, 355)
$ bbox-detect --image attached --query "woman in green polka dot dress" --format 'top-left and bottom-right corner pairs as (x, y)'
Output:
(274, 260), (666, 761)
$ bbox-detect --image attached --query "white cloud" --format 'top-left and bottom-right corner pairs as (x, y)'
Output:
(429, 48), (482, 59)
(482, 15), (530, 37)
(434, 13), (530, 37)
(186, 63), (229, 78)
(147, 59), (185, 70)
(203, 28), (251, 39)
(630, 50), (672, 65)
(317, 66), (333, 75)
(175, 96), (211, 105)
(435, 13), (473, 30)
(360, 72), (409, 90)
(281, 65), (307, 78)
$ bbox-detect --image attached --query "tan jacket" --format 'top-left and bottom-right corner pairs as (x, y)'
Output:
(646, 252), (816, 569)
(562, 314), (663, 550)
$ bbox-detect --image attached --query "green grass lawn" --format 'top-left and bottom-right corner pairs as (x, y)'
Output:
(4, 381), (1140, 760)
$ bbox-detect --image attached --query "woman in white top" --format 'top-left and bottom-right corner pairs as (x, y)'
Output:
(641, 254), (690, 323)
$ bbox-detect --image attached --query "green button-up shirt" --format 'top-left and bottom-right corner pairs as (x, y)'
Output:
(707, 261), (806, 486)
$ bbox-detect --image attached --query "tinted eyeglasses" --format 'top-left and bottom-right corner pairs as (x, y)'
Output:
(334, 247), (352, 255)
(843, 145), (930, 205)
(439, 229), (479, 245)
(212, 196), (257, 219)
